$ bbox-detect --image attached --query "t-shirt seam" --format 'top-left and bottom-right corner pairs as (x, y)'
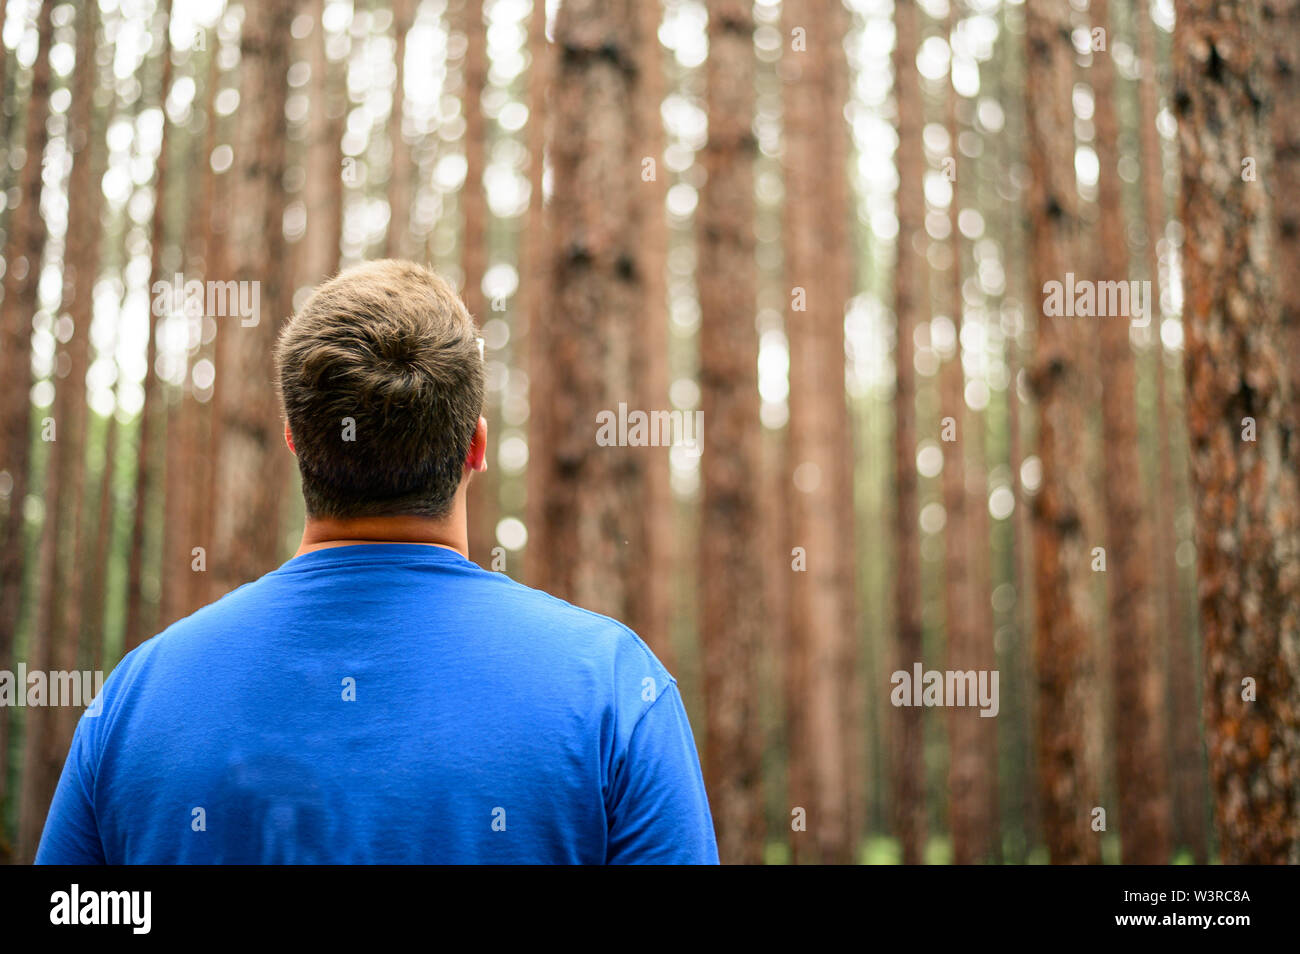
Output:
(604, 682), (682, 860)
(624, 678), (679, 746)
(270, 552), (478, 575)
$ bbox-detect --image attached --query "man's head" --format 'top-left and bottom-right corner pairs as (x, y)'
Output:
(275, 259), (485, 521)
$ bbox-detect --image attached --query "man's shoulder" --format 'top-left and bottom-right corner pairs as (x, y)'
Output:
(138, 560), (671, 675)
(97, 575), (280, 698)
(480, 572), (673, 680)
(113, 560), (675, 707)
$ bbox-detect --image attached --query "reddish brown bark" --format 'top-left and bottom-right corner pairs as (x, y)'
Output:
(631, 0), (674, 667)
(303, 0), (344, 288)
(386, 0), (415, 260)
(26, 0), (106, 861)
(123, 0), (174, 652)
(160, 380), (198, 629)
(824, 0), (863, 860)
(1023, 0), (1102, 865)
(698, 0), (763, 866)
(160, 36), (222, 631)
(209, 0), (296, 596)
(84, 415), (116, 680)
(193, 34), (229, 614)
(1134, 0), (1208, 865)
(522, 0), (551, 588)
(530, 0), (650, 622)
(1090, 0), (1173, 864)
(0, 0), (55, 864)
(460, 0), (496, 570)
(1264, 0), (1300, 415)
(53, 0), (106, 667)
(781, 0), (852, 864)
(1174, 0), (1300, 864)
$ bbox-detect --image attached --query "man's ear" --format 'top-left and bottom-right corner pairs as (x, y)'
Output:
(284, 421), (296, 456)
(466, 416), (487, 473)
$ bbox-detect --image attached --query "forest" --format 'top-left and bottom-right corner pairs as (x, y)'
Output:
(0, 0), (1297, 865)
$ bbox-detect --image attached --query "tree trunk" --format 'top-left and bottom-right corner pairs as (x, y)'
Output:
(460, 0), (496, 570)
(1005, 310), (1033, 855)
(303, 0), (344, 288)
(522, 0), (551, 589)
(210, 0), (296, 596)
(386, 0), (415, 260)
(123, 0), (174, 652)
(23, 0), (106, 864)
(1, 0), (55, 864)
(1090, 0), (1173, 864)
(891, 0), (927, 866)
(1174, 0), (1300, 864)
(941, 0), (990, 865)
(160, 374), (199, 629)
(966, 344), (1000, 862)
(161, 34), (222, 631)
(1265, 0), (1299, 418)
(194, 32), (230, 614)
(1135, 0), (1206, 864)
(531, 0), (650, 623)
(1023, 0), (1102, 865)
(630, 0), (674, 667)
(54, 0), (106, 663)
(781, 0), (851, 864)
(992, 0), (1039, 860)
(83, 400), (119, 680)
(824, 0), (863, 861)
(698, 0), (763, 866)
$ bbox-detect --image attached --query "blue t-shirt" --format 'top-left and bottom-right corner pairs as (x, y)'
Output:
(35, 543), (719, 864)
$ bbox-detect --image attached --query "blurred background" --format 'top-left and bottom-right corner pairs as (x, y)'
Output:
(1, 0), (1297, 865)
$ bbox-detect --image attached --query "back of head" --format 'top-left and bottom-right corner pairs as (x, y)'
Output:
(275, 259), (484, 520)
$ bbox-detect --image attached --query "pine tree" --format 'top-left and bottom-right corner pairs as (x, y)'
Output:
(781, 0), (852, 864)
(210, 0), (296, 596)
(1090, 0), (1172, 864)
(1175, 0), (1300, 864)
(1136, 0), (1208, 864)
(32, 0), (106, 854)
(1023, 0), (1102, 865)
(386, 0), (416, 260)
(890, 0), (927, 866)
(530, 0), (651, 623)
(1, 0), (56, 864)
(631, 0), (674, 665)
(698, 0), (764, 866)
(123, 0), (175, 652)
(459, 0), (496, 570)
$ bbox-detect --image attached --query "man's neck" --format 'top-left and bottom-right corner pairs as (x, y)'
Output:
(295, 513), (469, 559)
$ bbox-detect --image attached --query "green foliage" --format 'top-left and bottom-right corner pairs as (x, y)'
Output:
(862, 836), (900, 865)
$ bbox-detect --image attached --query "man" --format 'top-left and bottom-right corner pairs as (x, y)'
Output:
(36, 260), (719, 864)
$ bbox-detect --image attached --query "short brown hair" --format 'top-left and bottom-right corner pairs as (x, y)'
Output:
(275, 259), (484, 519)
